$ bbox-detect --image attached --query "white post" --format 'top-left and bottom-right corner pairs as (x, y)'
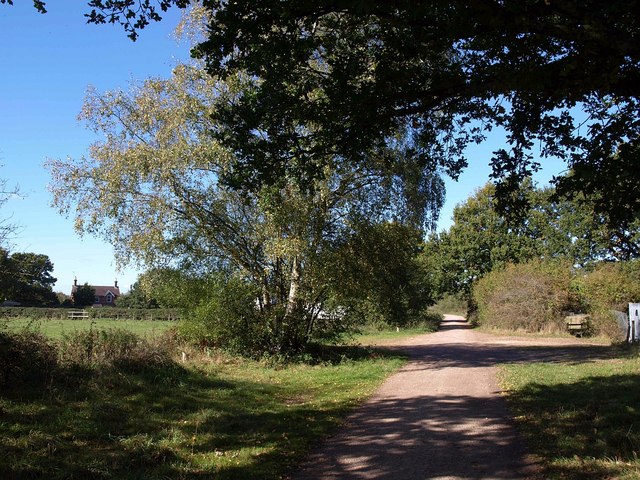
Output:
(628, 303), (640, 343)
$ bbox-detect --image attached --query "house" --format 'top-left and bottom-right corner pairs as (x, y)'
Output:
(71, 278), (121, 307)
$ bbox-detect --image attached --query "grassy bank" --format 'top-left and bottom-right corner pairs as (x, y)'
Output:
(499, 349), (640, 479)
(3, 317), (176, 339)
(0, 331), (405, 479)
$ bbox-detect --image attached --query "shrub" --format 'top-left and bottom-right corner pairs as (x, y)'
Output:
(179, 276), (265, 356)
(573, 260), (640, 339)
(0, 331), (57, 387)
(58, 328), (173, 370)
(472, 260), (575, 333)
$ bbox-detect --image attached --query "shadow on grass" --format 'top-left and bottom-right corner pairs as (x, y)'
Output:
(0, 344), (401, 480)
(507, 373), (640, 480)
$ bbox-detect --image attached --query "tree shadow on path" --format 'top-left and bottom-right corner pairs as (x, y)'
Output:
(291, 317), (615, 480)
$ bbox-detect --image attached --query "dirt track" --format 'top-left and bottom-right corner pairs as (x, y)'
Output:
(291, 315), (611, 480)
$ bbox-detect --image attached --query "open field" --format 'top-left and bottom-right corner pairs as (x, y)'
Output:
(499, 348), (640, 479)
(0, 333), (406, 480)
(2, 317), (176, 339)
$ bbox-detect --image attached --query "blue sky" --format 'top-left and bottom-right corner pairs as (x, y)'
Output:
(0, 2), (187, 294)
(0, 2), (565, 295)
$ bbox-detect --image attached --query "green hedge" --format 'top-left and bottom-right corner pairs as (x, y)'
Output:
(471, 259), (640, 339)
(472, 259), (575, 333)
(0, 307), (181, 321)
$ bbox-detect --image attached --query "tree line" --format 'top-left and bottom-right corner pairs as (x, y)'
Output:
(2, 1), (639, 352)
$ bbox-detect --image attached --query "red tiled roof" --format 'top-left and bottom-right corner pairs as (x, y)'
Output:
(71, 285), (121, 296)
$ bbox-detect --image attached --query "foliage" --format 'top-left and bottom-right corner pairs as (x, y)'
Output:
(572, 261), (640, 339)
(115, 280), (158, 308)
(0, 248), (58, 306)
(423, 182), (640, 299)
(178, 0), (640, 230)
(428, 294), (468, 317)
(57, 327), (175, 369)
(73, 282), (96, 307)
(472, 260), (575, 333)
(48, 53), (443, 354)
(0, 330), (57, 387)
(178, 274), (267, 355)
(9, 1), (640, 229)
(327, 221), (435, 329)
(500, 357), (640, 479)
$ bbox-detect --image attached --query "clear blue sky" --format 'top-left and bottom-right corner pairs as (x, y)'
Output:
(0, 2), (188, 294)
(0, 2), (565, 295)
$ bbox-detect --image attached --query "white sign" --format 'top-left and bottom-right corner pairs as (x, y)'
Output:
(629, 303), (640, 343)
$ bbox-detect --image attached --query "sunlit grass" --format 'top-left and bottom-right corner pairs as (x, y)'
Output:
(499, 349), (640, 479)
(3, 317), (176, 339)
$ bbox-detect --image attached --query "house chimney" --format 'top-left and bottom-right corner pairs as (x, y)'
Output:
(114, 279), (118, 288)
(74, 277), (77, 286)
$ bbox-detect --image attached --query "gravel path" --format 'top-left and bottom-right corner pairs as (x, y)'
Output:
(291, 315), (611, 480)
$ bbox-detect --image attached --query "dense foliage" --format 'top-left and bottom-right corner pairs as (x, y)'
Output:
(473, 259), (640, 338)
(0, 249), (58, 306)
(187, 0), (639, 231)
(8, 1), (639, 228)
(423, 182), (640, 299)
(48, 55), (440, 354)
(472, 260), (574, 333)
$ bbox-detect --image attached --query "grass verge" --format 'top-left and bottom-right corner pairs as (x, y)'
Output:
(0, 331), (405, 480)
(499, 348), (640, 479)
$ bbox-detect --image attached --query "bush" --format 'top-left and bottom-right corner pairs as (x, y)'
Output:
(179, 276), (265, 356)
(472, 260), (575, 333)
(573, 260), (640, 339)
(58, 328), (174, 370)
(0, 331), (57, 387)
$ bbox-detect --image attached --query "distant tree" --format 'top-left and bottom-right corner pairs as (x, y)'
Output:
(74, 283), (96, 308)
(115, 280), (158, 308)
(0, 249), (58, 306)
(423, 181), (640, 298)
(56, 292), (73, 307)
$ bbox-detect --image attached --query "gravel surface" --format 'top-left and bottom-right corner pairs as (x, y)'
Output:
(290, 315), (611, 480)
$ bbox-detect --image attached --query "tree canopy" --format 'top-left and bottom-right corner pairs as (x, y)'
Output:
(190, 0), (640, 228)
(8, 1), (640, 226)
(0, 249), (58, 306)
(423, 181), (640, 298)
(48, 57), (442, 352)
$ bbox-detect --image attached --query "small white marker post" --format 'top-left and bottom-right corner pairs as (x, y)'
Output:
(628, 303), (640, 343)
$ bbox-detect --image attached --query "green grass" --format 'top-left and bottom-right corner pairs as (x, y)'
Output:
(0, 338), (405, 479)
(348, 327), (435, 345)
(499, 349), (640, 479)
(3, 317), (176, 339)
